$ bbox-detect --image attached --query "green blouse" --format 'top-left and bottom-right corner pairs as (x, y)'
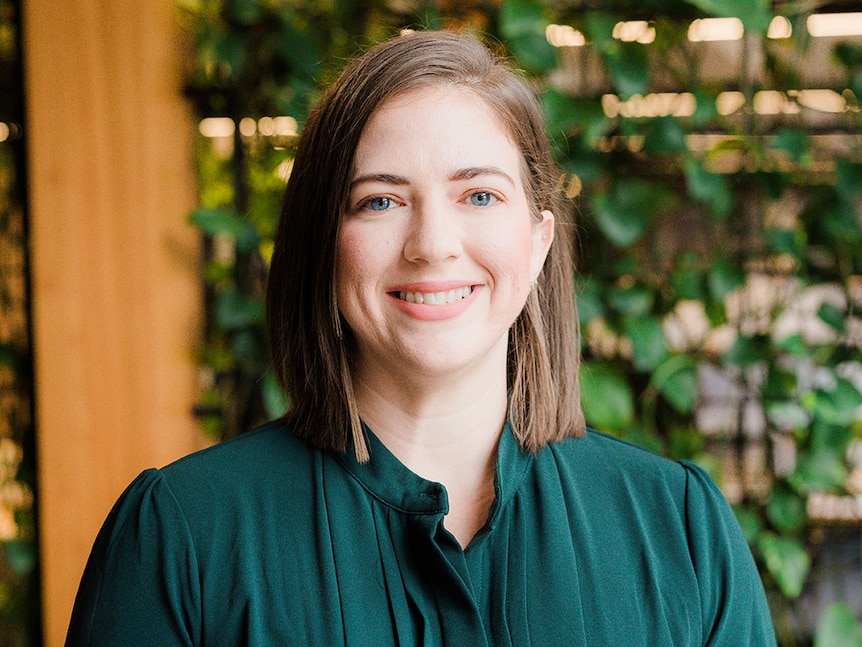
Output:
(67, 421), (776, 646)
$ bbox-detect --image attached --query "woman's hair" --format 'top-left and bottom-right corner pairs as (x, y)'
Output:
(267, 30), (585, 461)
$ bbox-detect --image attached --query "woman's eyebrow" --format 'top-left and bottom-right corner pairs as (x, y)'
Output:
(450, 166), (515, 186)
(349, 166), (516, 189)
(349, 173), (409, 189)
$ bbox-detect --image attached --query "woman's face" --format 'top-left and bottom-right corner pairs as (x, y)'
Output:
(335, 86), (554, 388)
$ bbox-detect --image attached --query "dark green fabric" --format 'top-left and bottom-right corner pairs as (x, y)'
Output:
(67, 421), (776, 646)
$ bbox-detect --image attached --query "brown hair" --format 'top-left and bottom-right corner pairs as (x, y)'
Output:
(266, 30), (584, 461)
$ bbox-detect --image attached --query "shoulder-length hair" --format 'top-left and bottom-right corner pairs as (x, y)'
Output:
(267, 30), (584, 461)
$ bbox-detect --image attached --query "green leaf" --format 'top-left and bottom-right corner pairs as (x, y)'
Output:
(834, 43), (862, 68)
(583, 12), (619, 51)
(668, 426), (705, 461)
(754, 170), (789, 200)
(766, 228), (805, 258)
(620, 425), (665, 455)
(851, 68), (862, 102)
(672, 252), (706, 301)
(213, 28), (248, 79)
(500, 0), (556, 73)
(724, 334), (769, 367)
(592, 178), (667, 247)
(766, 487), (807, 534)
(791, 448), (847, 493)
(813, 377), (862, 426)
(561, 147), (606, 182)
(624, 316), (668, 371)
(228, 0), (264, 25)
(708, 256), (745, 303)
(579, 361), (635, 431)
(606, 43), (650, 97)
(262, 370), (290, 419)
(815, 602), (862, 647)
(764, 364), (797, 400)
(776, 334), (807, 356)
(683, 158), (733, 219)
(685, 0), (773, 32)
(758, 532), (810, 599)
(215, 287), (264, 330)
(817, 302), (847, 333)
(691, 89), (719, 127)
(773, 128), (811, 164)
(837, 161), (862, 204)
(732, 504), (764, 544)
(274, 23), (323, 79)
(2, 540), (35, 575)
(575, 279), (605, 325)
(643, 117), (688, 154)
(543, 90), (610, 146)
(190, 207), (261, 255)
(231, 329), (263, 368)
(608, 285), (654, 317)
(651, 355), (698, 414)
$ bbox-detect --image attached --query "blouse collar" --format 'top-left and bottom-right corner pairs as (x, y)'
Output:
(333, 420), (534, 518)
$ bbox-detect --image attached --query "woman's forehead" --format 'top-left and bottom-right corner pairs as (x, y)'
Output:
(352, 87), (521, 178)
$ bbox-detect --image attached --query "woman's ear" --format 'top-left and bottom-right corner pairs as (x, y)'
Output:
(530, 210), (555, 281)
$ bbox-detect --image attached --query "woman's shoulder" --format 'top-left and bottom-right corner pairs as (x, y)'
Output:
(160, 419), (313, 479)
(539, 427), (722, 509)
(548, 427), (690, 477)
(142, 420), (320, 513)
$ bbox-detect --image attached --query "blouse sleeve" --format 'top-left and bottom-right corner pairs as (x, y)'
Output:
(65, 469), (201, 646)
(681, 461), (777, 647)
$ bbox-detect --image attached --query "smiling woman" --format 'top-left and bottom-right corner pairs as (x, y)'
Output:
(65, 30), (776, 646)
(268, 31), (584, 468)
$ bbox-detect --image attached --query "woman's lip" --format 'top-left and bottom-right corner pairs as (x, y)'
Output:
(388, 281), (478, 293)
(388, 285), (479, 321)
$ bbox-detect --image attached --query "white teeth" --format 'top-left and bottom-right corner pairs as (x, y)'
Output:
(398, 286), (472, 305)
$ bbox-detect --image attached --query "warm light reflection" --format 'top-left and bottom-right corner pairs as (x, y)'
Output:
(753, 91), (798, 115)
(239, 117), (257, 137)
(545, 24), (586, 47)
(200, 116), (300, 138)
(602, 92), (696, 118)
(199, 117), (235, 138)
(688, 17), (744, 42)
(613, 21), (656, 44)
(767, 16), (793, 39)
(259, 116), (298, 137)
(795, 89), (847, 113)
(0, 123), (8, 143)
(808, 12), (862, 37)
(716, 91), (746, 115)
(708, 89), (849, 116)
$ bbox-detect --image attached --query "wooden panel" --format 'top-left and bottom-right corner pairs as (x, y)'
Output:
(22, 1), (207, 644)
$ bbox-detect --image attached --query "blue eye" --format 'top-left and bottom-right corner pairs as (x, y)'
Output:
(365, 197), (392, 211)
(469, 191), (496, 207)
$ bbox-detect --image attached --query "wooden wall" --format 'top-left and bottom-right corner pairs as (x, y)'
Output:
(22, 1), (206, 644)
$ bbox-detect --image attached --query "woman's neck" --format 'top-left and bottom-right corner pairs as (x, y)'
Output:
(351, 367), (508, 547)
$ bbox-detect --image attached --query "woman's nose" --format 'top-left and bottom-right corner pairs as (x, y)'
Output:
(402, 198), (462, 264)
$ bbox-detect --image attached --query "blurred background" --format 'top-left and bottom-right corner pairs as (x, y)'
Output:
(2, 0), (862, 645)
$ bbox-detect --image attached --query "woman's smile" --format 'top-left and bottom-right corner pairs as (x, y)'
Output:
(396, 285), (473, 306)
(388, 283), (480, 322)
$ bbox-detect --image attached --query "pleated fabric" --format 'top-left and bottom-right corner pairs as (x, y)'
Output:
(66, 420), (775, 646)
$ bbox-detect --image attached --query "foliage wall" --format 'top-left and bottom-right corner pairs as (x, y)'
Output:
(177, 0), (862, 644)
(0, 0), (39, 644)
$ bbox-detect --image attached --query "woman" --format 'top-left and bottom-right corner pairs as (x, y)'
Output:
(67, 31), (776, 645)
